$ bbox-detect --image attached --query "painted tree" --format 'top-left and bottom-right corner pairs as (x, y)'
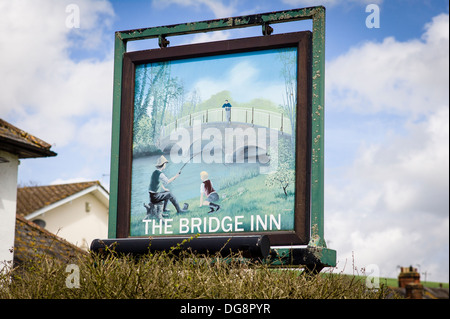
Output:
(133, 61), (184, 156)
(264, 162), (295, 197)
(134, 63), (165, 124)
(265, 139), (295, 197)
(278, 48), (297, 157)
(184, 88), (202, 116)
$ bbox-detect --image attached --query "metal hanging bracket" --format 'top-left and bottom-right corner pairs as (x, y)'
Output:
(262, 23), (274, 36)
(158, 35), (170, 48)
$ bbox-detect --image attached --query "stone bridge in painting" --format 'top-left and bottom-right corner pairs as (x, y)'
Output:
(157, 107), (292, 164)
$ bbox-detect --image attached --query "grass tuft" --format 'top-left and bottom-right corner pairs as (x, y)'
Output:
(1, 248), (399, 299)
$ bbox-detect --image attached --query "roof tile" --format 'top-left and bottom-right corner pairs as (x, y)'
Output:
(0, 118), (56, 158)
(13, 214), (86, 266)
(16, 181), (102, 217)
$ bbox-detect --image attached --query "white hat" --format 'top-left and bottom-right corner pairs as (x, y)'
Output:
(155, 155), (169, 168)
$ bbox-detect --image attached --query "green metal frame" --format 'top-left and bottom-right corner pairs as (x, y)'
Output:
(108, 6), (334, 268)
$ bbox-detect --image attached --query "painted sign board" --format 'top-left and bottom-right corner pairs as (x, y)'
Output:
(115, 32), (312, 246)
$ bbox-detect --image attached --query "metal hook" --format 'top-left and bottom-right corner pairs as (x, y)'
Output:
(158, 35), (170, 48)
(262, 23), (273, 36)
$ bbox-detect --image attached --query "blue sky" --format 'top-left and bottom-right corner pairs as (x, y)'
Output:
(1, 0), (448, 283)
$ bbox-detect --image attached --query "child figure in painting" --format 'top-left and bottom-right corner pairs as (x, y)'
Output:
(199, 171), (220, 213)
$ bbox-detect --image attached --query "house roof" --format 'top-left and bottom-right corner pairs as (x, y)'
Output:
(14, 214), (86, 265)
(0, 118), (57, 158)
(17, 181), (109, 219)
(388, 286), (449, 299)
(424, 287), (450, 299)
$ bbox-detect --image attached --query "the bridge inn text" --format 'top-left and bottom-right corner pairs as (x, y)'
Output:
(143, 214), (282, 235)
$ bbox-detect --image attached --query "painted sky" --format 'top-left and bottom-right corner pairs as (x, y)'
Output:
(137, 47), (296, 106)
(0, 0), (448, 283)
(178, 48), (295, 105)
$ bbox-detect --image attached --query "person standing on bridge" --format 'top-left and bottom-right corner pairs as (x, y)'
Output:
(222, 99), (232, 124)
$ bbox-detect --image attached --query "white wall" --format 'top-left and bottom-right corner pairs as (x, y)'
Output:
(32, 192), (108, 250)
(0, 150), (19, 268)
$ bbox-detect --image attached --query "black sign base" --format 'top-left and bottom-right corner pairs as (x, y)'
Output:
(90, 235), (270, 260)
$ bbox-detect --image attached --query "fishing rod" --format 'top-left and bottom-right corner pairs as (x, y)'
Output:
(178, 151), (202, 174)
(177, 144), (270, 174)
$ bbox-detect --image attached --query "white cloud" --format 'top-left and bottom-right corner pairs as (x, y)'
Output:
(325, 14), (449, 282)
(50, 177), (93, 185)
(326, 13), (449, 117)
(0, 0), (114, 149)
(186, 30), (231, 45)
(77, 116), (112, 151)
(193, 60), (285, 105)
(348, 109), (449, 216)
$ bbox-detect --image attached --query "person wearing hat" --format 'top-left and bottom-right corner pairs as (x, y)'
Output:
(199, 171), (220, 213)
(148, 155), (188, 213)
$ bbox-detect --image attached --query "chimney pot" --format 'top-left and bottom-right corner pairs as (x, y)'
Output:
(398, 266), (420, 288)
